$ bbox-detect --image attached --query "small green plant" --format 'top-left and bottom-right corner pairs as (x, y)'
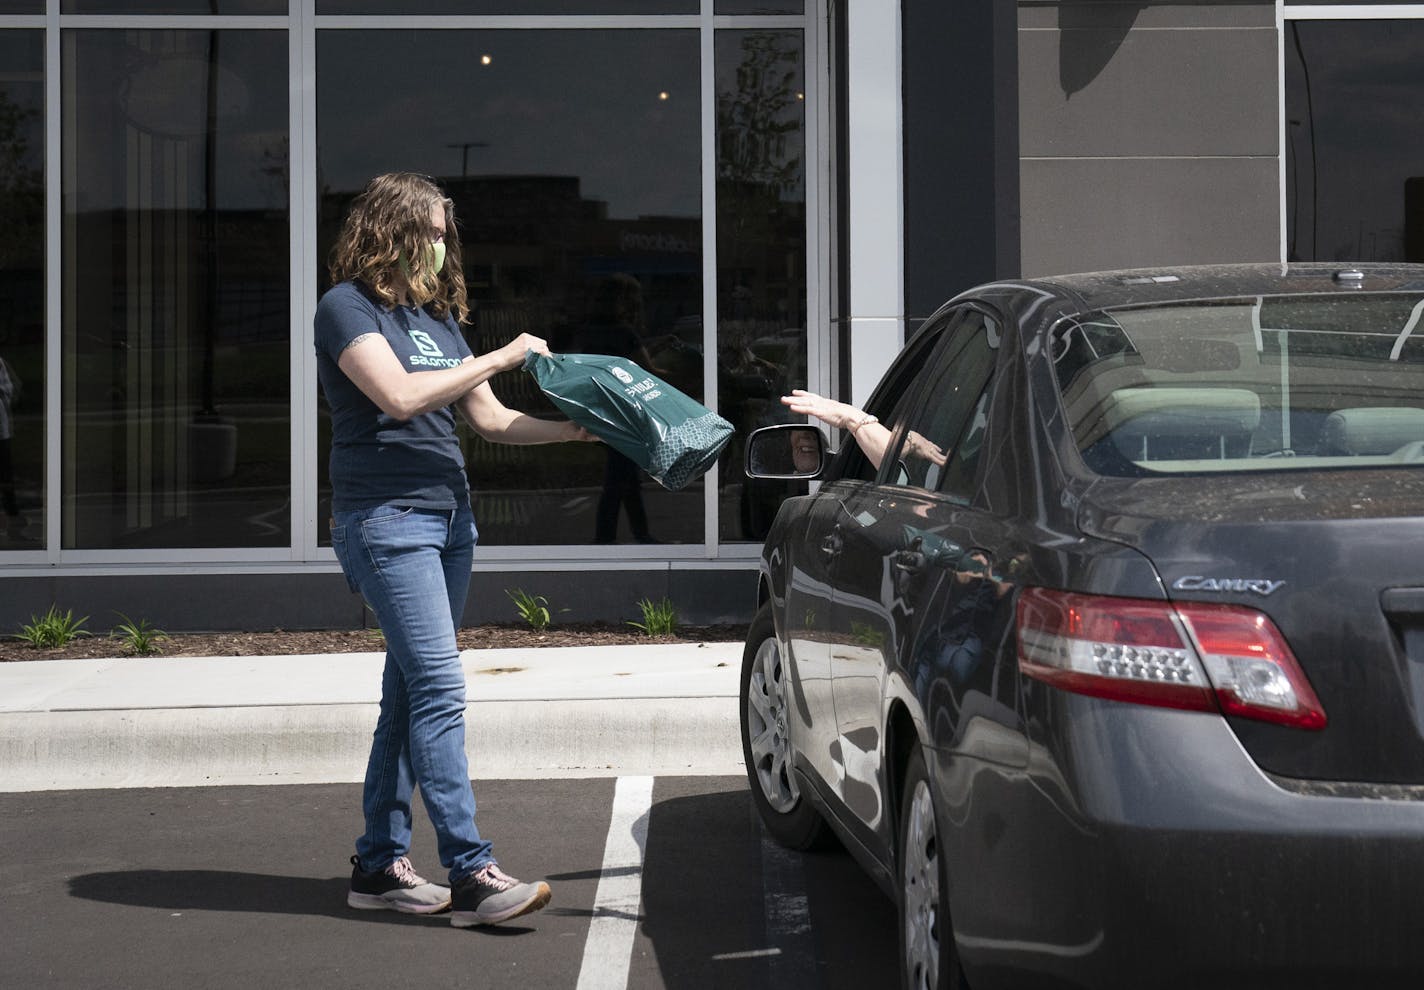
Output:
(111, 612), (168, 655)
(364, 603), (385, 643)
(507, 588), (554, 631)
(15, 606), (91, 648)
(628, 597), (678, 636)
(850, 620), (886, 649)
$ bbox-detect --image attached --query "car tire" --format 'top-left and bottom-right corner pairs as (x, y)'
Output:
(741, 600), (828, 850)
(898, 745), (966, 990)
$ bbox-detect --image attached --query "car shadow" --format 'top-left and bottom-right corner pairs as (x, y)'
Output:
(633, 781), (897, 990)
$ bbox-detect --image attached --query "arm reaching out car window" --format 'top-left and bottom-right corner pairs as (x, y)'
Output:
(781, 389), (946, 471)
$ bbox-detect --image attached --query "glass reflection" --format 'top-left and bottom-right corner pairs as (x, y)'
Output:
(0, 31), (42, 550)
(1286, 20), (1424, 263)
(319, 0), (693, 10)
(716, 1), (803, 12)
(316, 29), (702, 546)
(64, 0), (283, 11)
(714, 29), (807, 543)
(63, 30), (290, 549)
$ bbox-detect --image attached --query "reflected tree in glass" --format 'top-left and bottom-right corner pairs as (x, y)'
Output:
(715, 30), (807, 543)
(0, 31), (43, 550)
(62, 31), (290, 549)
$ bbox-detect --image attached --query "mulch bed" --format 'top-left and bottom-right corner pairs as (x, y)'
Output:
(0, 622), (750, 662)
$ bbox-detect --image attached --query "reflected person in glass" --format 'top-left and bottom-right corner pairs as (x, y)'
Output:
(575, 273), (661, 544)
(315, 172), (595, 928)
(0, 352), (19, 538)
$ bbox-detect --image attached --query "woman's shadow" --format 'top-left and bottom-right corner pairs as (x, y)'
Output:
(67, 870), (535, 934)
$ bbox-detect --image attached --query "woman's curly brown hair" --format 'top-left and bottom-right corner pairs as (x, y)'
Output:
(328, 172), (470, 324)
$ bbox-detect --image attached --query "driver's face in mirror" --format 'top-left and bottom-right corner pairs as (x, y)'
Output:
(791, 430), (820, 472)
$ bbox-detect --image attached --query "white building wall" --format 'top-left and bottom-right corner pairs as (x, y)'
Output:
(844, 0), (904, 406)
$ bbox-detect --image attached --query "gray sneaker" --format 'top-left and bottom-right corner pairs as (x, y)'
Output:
(346, 855), (451, 915)
(450, 862), (552, 927)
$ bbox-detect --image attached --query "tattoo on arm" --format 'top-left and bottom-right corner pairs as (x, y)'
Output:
(341, 332), (379, 353)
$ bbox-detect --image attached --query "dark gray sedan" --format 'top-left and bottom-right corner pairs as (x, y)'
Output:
(741, 263), (1424, 990)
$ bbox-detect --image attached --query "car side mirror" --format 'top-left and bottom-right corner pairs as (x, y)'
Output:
(745, 424), (829, 480)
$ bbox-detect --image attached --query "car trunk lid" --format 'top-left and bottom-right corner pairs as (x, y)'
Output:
(1077, 469), (1424, 783)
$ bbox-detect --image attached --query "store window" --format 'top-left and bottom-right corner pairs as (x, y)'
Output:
(717, 1), (804, 12)
(715, 28), (806, 542)
(62, 30), (290, 549)
(0, 30), (41, 551)
(63, 1), (284, 12)
(1285, 18), (1424, 263)
(318, 1), (693, 11)
(316, 29), (702, 546)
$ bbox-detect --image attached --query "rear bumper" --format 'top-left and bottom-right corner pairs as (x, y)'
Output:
(938, 698), (1424, 989)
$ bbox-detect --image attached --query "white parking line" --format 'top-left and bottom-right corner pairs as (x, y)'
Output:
(575, 775), (654, 990)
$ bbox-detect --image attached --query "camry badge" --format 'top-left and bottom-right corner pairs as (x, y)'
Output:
(1172, 576), (1286, 596)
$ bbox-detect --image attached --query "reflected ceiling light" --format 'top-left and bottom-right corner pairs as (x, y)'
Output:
(658, 91), (670, 101)
(796, 91), (804, 100)
(481, 54), (493, 65)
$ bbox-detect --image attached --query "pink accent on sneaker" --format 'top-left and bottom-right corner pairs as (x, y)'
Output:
(385, 856), (426, 887)
(470, 862), (518, 891)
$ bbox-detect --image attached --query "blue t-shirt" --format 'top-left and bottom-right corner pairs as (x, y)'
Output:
(314, 280), (475, 512)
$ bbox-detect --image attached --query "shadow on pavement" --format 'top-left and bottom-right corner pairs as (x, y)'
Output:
(637, 779), (896, 990)
(67, 870), (436, 926)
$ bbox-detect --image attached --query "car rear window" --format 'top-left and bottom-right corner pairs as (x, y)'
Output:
(1051, 293), (1424, 476)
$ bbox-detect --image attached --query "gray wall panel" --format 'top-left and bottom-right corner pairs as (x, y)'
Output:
(1019, 28), (1278, 157)
(1019, 3), (1274, 31)
(1018, 1), (1281, 275)
(0, 568), (758, 637)
(1020, 157), (1279, 275)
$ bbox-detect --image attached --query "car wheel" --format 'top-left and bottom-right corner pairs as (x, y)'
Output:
(741, 600), (827, 849)
(899, 745), (965, 990)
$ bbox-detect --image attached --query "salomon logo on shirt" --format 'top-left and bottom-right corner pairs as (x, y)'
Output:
(407, 329), (462, 368)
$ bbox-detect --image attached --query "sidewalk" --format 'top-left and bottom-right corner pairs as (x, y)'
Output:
(0, 642), (745, 792)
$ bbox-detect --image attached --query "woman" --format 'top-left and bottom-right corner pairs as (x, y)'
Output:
(315, 172), (593, 928)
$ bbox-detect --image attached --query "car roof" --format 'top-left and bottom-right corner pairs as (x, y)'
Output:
(966, 262), (1424, 316)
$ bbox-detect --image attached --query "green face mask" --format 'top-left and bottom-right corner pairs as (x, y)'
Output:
(399, 241), (446, 278)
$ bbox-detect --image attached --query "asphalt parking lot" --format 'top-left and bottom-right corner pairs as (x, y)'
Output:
(3, 775), (896, 989)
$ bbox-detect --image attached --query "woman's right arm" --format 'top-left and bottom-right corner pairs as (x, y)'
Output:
(338, 332), (547, 422)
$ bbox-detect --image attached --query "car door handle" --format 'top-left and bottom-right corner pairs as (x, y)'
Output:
(1383, 587), (1424, 619)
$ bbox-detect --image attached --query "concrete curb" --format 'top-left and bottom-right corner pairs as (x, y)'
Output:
(0, 643), (747, 791)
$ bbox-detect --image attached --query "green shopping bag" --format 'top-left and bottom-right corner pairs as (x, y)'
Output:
(525, 351), (735, 491)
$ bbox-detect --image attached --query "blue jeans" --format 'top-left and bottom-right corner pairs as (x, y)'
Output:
(330, 503), (492, 883)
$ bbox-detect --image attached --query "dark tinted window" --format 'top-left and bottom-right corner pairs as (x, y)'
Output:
(316, 29), (702, 547)
(715, 28), (806, 543)
(1055, 294), (1424, 476)
(716, 1), (803, 11)
(829, 318), (947, 485)
(0, 30), (42, 551)
(318, 0), (694, 10)
(65, 0), (283, 10)
(885, 308), (999, 497)
(1285, 20), (1424, 263)
(63, 30), (290, 549)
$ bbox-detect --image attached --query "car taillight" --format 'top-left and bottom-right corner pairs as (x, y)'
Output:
(1016, 587), (1326, 730)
